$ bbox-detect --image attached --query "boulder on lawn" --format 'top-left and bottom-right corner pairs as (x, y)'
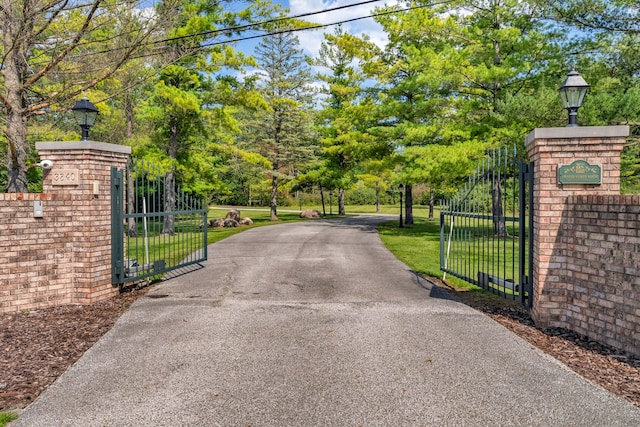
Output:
(225, 209), (241, 222)
(223, 218), (239, 228)
(300, 209), (322, 219)
(212, 218), (225, 228)
(239, 217), (253, 226)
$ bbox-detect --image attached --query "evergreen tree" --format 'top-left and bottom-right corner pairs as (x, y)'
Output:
(311, 26), (386, 215)
(246, 23), (316, 220)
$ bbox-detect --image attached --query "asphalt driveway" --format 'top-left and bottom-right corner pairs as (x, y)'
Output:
(12, 216), (640, 426)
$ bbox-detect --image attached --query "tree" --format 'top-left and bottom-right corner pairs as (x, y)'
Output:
(540, 0), (640, 34)
(0, 0), (166, 192)
(247, 22), (316, 220)
(371, 0), (565, 229)
(312, 26), (386, 215)
(542, 0), (640, 192)
(138, 0), (277, 234)
(370, 4), (463, 225)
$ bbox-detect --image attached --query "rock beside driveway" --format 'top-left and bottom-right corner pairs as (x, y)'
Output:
(300, 209), (322, 219)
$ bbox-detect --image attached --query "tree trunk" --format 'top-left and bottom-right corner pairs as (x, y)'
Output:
(2, 9), (29, 193)
(320, 186), (326, 216)
(428, 187), (435, 220)
(375, 182), (381, 213)
(5, 110), (29, 192)
(492, 177), (508, 237)
(163, 170), (176, 235)
(163, 121), (178, 235)
(338, 188), (345, 215)
(270, 173), (278, 221)
(404, 184), (414, 225)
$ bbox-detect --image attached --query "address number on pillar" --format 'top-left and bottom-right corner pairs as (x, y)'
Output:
(50, 169), (80, 186)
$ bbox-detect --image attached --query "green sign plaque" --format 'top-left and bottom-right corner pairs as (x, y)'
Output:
(558, 160), (601, 185)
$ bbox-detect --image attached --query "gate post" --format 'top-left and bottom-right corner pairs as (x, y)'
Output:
(525, 126), (628, 327)
(36, 141), (131, 304)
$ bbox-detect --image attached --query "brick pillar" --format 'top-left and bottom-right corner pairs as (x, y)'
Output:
(525, 126), (628, 327)
(36, 141), (131, 304)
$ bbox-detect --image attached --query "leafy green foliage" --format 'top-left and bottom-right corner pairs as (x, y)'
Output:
(240, 20), (318, 219)
(0, 411), (18, 427)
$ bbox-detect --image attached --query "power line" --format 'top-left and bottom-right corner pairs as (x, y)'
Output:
(154, 0), (388, 46)
(55, 0), (396, 59)
(59, 1), (445, 63)
(43, 0), (387, 63)
(199, 3), (440, 51)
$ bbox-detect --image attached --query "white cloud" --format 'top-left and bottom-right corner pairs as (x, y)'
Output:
(287, 0), (395, 57)
(233, 1), (401, 86)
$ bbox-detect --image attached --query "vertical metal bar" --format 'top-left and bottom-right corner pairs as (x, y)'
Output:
(475, 164), (480, 284)
(440, 211), (445, 270)
(464, 181), (468, 280)
(528, 160), (535, 308)
(203, 198), (208, 261)
(519, 160), (527, 305)
(512, 148), (517, 297)
(493, 151), (496, 291)
(497, 148), (502, 295)
(111, 167), (124, 285)
(481, 158), (486, 291)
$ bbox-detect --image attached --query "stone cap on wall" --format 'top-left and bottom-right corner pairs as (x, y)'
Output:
(36, 141), (132, 154)
(525, 126), (630, 146)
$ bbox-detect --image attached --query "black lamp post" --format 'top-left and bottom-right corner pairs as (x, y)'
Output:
(71, 97), (99, 140)
(399, 184), (404, 228)
(558, 70), (590, 127)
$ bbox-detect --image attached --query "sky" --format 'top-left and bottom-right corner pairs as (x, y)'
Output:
(231, 0), (397, 83)
(228, 0), (396, 62)
(282, 0), (393, 58)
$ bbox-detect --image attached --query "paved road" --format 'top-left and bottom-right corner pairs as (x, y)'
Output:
(13, 216), (640, 426)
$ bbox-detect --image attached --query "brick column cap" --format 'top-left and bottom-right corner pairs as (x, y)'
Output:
(36, 141), (131, 155)
(525, 126), (629, 146)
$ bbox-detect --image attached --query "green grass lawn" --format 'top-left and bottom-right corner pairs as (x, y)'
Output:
(280, 203), (433, 217)
(376, 216), (485, 292)
(377, 214), (528, 299)
(0, 412), (17, 427)
(377, 217), (443, 278)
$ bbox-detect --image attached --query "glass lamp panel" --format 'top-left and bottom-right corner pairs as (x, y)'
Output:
(85, 110), (98, 126)
(73, 109), (88, 126)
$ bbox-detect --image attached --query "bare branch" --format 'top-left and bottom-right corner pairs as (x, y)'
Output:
(25, 0), (103, 88)
(30, 0), (70, 42)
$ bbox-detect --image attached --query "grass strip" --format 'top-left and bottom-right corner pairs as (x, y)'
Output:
(0, 412), (18, 427)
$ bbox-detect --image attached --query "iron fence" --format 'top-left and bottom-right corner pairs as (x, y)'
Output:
(440, 147), (533, 306)
(111, 160), (208, 285)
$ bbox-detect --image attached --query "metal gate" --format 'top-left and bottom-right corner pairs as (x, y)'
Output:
(440, 147), (533, 307)
(111, 160), (208, 286)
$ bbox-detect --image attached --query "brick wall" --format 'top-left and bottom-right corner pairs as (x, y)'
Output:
(526, 126), (640, 357)
(0, 193), (76, 312)
(0, 141), (130, 313)
(562, 195), (640, 355)
(526, 126), (627, 327)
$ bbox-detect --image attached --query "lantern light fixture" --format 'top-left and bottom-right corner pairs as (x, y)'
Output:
(71, 97), (99, 140)
(558, 70), (590, 127)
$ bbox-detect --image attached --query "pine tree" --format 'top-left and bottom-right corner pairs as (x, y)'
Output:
(246, 23), (316, 220)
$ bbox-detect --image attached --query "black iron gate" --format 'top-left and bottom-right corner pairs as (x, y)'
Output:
(111, 160), (208, 286)
(440, 148), (533, 307)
